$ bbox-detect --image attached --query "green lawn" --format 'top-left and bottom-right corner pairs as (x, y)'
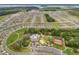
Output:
(63, 47), (75, 55)
(7, 28), (27, 46)
(52, 22), (60, 29)
(6, 28), (32, 53)
(9, 44), (32, 53)
(0, 16), (5, 21)
(67, 10), (79, 20)
(7, 33), (18, 46)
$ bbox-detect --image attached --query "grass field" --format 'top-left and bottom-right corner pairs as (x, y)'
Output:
(7, 28), (27, 46)
(0, 16), (5, 21)
(67, 10), (79, 19)
(52, 22), (60, 29)
(7, 33), (18, 46)
(6, 28), (32, 53)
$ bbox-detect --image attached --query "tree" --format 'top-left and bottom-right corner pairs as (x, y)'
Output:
(21, 36), (30, 47)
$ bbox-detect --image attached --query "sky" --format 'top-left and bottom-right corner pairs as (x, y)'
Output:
(0, 4), (79, 8)
(0, 4), (42, 8)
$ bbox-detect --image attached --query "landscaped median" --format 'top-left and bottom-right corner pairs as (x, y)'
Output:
(6, 28), (32, 54)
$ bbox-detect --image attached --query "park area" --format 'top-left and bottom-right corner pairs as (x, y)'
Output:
(6, 27), (79, 54)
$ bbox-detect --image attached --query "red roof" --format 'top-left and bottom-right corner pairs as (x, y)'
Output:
(53, 38), (63, 46)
